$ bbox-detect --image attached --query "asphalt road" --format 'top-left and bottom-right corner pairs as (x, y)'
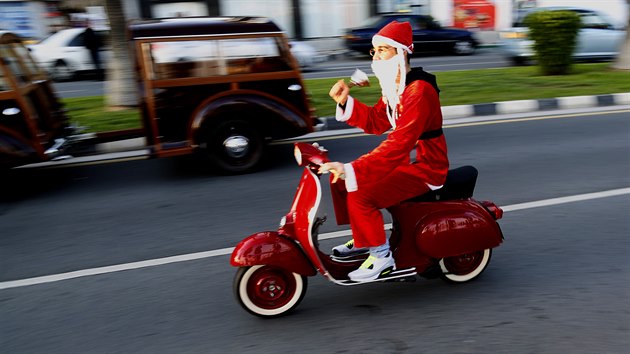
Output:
(1, 109), (629, 353)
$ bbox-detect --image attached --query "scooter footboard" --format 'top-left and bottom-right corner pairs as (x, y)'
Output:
(230, 231), (317, 276)
(416, 202), (503, 259)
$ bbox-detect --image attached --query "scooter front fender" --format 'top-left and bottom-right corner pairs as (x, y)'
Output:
(230, 231), (317, 276)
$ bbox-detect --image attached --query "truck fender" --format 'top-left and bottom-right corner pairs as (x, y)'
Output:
(230, 231), (317, 276)
(189, 92), (311, 142)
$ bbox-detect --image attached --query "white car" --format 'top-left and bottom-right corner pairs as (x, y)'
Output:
(27, 27), (110, 81)
(289, 41), (319, 69)
(499, 7), (625, 65)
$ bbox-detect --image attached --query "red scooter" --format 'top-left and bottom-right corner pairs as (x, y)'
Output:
(230, 142), (504, 318)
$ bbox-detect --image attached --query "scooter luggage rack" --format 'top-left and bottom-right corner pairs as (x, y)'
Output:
(332, 267), (417, 286)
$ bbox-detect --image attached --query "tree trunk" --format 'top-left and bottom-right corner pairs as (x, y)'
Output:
(611, 0), (630, 70)
(104, 0), (137, 108)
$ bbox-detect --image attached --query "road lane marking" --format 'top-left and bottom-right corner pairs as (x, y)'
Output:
(1, 187), (629, 290)
(500, 188), (630, 212)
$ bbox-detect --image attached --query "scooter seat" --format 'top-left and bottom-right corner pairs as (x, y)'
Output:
(405, 165), (478, 202)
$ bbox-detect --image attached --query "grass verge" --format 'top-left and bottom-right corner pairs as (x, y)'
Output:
(63, 63), (630, 132)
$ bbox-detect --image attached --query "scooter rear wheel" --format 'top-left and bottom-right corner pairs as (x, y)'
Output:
(234, 265), (308, 318)
(439, 248), (492, 283)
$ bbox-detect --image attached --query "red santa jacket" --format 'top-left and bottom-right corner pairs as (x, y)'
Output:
(341, 68), (449, 189)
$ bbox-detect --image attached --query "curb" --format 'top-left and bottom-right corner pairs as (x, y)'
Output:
(321, 92), (630, 130)
(439, 92), (630, 120)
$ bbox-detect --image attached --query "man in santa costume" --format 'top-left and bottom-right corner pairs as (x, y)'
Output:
(319, 20), (449, 282)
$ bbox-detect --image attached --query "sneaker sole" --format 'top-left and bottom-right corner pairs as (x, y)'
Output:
(341, 267), (416, 285)
(330, 251), (370, 261)
(332, 249), (369, 258)
(348, 265), (396, 282)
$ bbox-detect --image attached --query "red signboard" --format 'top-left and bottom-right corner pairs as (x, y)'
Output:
(453, 0), (496, 30)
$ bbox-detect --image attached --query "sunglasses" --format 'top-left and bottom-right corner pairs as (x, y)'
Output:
(369, 46), (395, 57)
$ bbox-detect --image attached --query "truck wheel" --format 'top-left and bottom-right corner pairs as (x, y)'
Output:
(205, 119), (264, 174)
(234, 265), (307, 318)
(439, 248), (492, 283)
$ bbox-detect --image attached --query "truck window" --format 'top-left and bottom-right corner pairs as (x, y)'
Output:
(146, 37), (291, 80)
(12, 43), (40, 77)
(0, 45), (26, 85)
(0, 59), (9, 91)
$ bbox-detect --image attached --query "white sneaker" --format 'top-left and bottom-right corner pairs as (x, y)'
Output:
(332, 239), (369, 257)
(348, 251), (396, 282)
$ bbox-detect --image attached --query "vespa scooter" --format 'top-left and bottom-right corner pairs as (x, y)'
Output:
(230, 142), (504, 318)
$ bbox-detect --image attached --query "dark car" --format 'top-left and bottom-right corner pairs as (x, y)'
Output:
(344, 14), (478, 56)
(129, 16), (319, 173)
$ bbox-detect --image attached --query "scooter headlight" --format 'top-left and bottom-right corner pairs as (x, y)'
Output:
(294, 145), (302, 165)
(279, 216), (287, 228)
(279, 212), (296, 235)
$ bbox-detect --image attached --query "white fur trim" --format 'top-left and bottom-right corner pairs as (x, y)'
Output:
(344, 163), (357, 192)
(372, 34), (413, 53)
(335, 96), (354, 122)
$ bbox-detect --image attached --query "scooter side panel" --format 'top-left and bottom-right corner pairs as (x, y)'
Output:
(230, 231), (317, 276)
(415, 201), (503, 258)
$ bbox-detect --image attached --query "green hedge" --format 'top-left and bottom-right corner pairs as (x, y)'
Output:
(524, 10), (581, 75)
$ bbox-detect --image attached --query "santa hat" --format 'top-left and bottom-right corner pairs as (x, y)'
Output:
(372, 21), (414, 54)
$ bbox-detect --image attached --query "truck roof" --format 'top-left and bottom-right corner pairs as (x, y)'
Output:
(128, 16), (284, 40)
(0, 31), (23, 44)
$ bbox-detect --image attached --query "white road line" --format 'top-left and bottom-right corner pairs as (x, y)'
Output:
(502, 188), (630, 212)
(1, 187), (629, 290)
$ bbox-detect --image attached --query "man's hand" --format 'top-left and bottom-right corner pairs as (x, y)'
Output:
(318, 162), (346, 183)
(329, 79), (350, 106)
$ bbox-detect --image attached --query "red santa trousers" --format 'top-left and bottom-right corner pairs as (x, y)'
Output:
(332, 167), (431, 248)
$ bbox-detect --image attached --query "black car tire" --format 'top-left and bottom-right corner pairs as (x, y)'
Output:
(452, 40), (476, 55)
(510, 56), (530, 66)
(49, 60), (74, 82)
(204, 118), (264, 174)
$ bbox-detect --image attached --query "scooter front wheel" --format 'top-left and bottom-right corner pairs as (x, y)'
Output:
(439, 248), (492, 283)
(234, 265), (308, 318)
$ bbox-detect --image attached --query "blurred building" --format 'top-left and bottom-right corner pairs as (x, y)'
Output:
(106, 0), (630, 39)
(0, 0), (66, 39)
(5, 0), (627, 40)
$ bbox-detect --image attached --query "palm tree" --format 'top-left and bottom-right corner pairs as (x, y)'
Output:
(104, 0), (137, 108)
(611, 0), (630, 70)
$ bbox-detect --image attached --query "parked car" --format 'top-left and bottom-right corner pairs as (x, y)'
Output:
(289, 41), (318, 69)
(344, 13), (479, 56)
(27, 27), (110, 81)
(499, 7), (625, 65)
(0, 31), (87, 169)
(27, 26), (317, 81)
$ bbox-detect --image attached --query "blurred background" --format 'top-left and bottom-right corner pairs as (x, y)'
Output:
(2, 0), (627, 44)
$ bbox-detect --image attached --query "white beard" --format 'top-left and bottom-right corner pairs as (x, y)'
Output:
(371, 53), (406, 127)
